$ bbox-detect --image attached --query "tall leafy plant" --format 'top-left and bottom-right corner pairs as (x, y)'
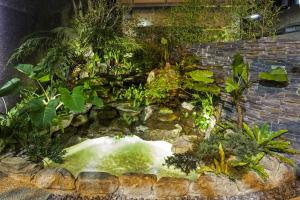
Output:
(225, 54), (249, 128)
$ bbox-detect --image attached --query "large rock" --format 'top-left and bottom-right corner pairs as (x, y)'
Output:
(239, 171), (266, 193)
(71, 114), (88, 127)
(95, 106), (119, 121)
(141, 106), (155, 122)
(32, 168), (75, 190)
(158, 113), (177, 122)
(181, 102), (195, 111)
(0, 187), (51, 200)
(76, 172), (119, 197)
(154, 177), (190, 198)
(87, 119), (131, 138)
(118, 173), (157, 198)
(171, 135), (197, 154)
(240, 156), (295, 191)
(141, 124), (183, 142)
(0, 156), (41, 183)
(189, 174), (240, 198)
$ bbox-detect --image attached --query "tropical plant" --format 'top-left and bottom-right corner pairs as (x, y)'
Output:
(0, 97), (66, 164)
(0, 78), (21, 114)
(184, 70), (221, 96)
(259, 66), (288, 84)
(243, 123), (297, 165)
(225, 54), (250, 127)
(230, 152), (268, 180)
(59, 86), (86, 113)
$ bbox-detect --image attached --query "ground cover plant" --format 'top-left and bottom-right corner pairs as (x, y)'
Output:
(0, 0), (296, 185)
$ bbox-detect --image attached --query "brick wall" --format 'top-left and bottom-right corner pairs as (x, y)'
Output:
(188, 38), (300, 150)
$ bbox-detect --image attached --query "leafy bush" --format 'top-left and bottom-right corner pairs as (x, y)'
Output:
(0, 100), (32, 152)
(165, 125), (260, 176)
(166, 120), (296, 179)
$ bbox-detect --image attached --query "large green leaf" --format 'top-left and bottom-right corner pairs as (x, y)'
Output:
(240, 64), (249, 83)
(232, 54), (244, 68)
(59, 86), (85, 113)
(243, 123), (255, 140)
(251, 164), (268, 180)
(91, 93), (104, 108)
(250, 152), (265, 164)
(271, 152), (295, 166)
(15, 64), (36, 78)
(269, 129), (288, 140)
(0, 78), (21, 97)
(185, 81), (220, 95)
(232, 54), (245, 77)
(188, 70), (214, 84)
(29, 99), (59, 128)
(259, 67), (288, 83)
(225, 78), (239, 93)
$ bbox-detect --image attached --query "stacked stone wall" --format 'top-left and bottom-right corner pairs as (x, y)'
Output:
(188, 38), (300, 150)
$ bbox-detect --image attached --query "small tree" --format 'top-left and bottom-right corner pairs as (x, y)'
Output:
(225, 54), (250, 128)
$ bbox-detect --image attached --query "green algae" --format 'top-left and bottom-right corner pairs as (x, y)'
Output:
(99, 143), (153, 175)
(46, 136), (198, 181)
(48, 147), (99, 177)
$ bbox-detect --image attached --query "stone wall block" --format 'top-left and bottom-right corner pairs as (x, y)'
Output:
(118, 173), (157, 199)
(76, 172), (119, 197)
(153, 177), (190, 198)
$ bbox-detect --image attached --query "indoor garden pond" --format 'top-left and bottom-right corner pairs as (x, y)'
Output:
(0, 0), (299, 200)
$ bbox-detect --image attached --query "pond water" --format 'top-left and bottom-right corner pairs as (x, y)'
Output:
(47, 136), (197, 180)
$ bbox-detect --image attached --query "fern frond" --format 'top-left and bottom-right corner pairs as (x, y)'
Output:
(7, 37), (52, 66)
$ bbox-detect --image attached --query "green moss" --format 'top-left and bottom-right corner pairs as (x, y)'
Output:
(48, 147), (99, 177)
(99, 143), (153, 175)
(158, 166), (198, 181)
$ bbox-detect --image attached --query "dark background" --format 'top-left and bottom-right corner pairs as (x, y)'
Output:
(0, 0), (71, 113)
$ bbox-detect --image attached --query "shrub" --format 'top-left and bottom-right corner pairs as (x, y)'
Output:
(165, 124), (260, 176)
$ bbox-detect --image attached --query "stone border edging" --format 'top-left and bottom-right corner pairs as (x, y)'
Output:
(30, 168), (296, 200)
